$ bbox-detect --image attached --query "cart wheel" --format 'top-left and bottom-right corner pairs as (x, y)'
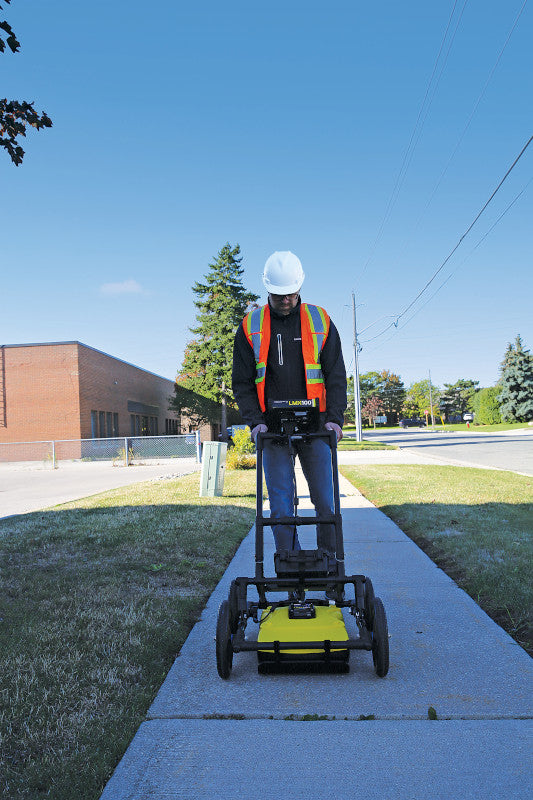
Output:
(228, 580), (239, 634)
(216, 600), (233, 679)
(371, 597), (389, 678)
(363, 578), (375, 628)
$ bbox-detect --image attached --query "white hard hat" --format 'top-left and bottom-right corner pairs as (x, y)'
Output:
(262, 251), (305, 294)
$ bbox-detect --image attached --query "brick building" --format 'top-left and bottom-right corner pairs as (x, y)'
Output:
(0, 341), (189, 446)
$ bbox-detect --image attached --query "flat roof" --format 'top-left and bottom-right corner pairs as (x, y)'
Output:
(1, 341), (176, 384)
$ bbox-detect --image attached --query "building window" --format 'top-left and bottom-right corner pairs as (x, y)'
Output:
(165, 418), (179, 434)
(130, 414), (144, 436)
(91, 410), (119, 438)
(129, 413), (160, 437)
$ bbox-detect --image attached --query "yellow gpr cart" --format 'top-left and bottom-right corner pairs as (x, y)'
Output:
(215, 400), (389, 678)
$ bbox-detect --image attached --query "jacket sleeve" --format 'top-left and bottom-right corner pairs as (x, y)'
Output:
(231, 323), (266, 429)
(321, 319), (347, 426)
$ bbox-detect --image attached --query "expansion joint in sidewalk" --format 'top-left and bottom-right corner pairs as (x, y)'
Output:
(145, 712), (533, 722)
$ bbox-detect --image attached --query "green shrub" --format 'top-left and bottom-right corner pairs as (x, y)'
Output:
(472, 387), (502, 425)
(231, 427), (255, 454)
(226, 450), (256, 469)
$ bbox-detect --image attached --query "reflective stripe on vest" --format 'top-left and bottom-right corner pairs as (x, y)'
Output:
(243, 305), (271, 410)
(300, 303), (330, 408)
(242, 303), (330, 412)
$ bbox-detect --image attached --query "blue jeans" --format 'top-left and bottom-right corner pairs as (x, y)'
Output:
(262, 438), (336, 554)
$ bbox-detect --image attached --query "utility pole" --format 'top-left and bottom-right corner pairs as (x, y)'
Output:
(352, 291), (362, 442)
(428, 369), (435, 429)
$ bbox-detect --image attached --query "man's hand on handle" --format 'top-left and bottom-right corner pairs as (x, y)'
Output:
(251, 424), (268, 443)
(325, 421), (343, 442)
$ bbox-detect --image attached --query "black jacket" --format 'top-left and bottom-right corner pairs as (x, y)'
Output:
(232, 298), (347, 429)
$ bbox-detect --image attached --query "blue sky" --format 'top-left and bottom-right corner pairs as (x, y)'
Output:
(1, 0), (532, 391)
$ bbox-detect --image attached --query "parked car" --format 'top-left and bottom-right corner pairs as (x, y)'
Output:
(399, 418), (426, 428)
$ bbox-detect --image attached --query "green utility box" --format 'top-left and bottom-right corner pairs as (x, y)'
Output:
(199, 441), (227, 497)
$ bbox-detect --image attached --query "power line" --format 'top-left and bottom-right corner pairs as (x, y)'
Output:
(359, 135), (533, 346)
(394, 0), (529, 265)
(360, 176), (531, 358)
(397, 134), (533, 319)
(395, 176), (532, 331)
(358, 0), (468, 280)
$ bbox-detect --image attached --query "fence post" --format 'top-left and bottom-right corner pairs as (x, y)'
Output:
(125, 437), (129, 466)
(195, 430), (201, 463)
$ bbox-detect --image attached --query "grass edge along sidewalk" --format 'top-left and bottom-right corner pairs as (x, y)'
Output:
(2, 465), (531, 799)
(340, 463), (533, 656)
(0, 471), (257, 800)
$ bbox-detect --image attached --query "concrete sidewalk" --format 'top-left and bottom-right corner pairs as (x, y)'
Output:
(100, 471), (533, 799)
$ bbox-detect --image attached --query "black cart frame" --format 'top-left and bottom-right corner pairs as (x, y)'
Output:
(215, 428), (389, 677)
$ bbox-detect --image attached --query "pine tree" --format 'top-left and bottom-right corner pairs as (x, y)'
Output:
(439, 378), (479, 421)
(173, 243), (259, 431)
(498, 335), (533, 422)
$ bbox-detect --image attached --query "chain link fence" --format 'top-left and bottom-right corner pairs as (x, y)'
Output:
(0, 433), (201, 468)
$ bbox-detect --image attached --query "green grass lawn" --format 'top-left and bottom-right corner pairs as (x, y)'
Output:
(343, 422), (531, 434)
(339, 464), (533, 654)
(338, 439), (397, 450)
(431, 422), (532, 433)
(0, 471), (256, 800)
(343, 424), (399, 433)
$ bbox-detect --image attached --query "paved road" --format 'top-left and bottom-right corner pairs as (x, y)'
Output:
(361, 428), (533, 475)
(100, 469), (533, 799)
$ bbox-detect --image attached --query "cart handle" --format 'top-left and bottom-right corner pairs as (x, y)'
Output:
(256, 429), (337, 448)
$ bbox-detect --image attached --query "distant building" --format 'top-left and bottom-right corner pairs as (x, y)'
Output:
(0, 342), (212, 451)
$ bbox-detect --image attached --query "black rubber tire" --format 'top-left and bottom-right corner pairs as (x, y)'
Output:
(216, 600), (233, 679)
(228, 580), (239, 634)
(364, 577), (375, 628)
(371, 597), (389, 678)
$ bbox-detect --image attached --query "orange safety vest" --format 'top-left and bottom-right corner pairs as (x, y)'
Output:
(242, 303), (330, 412)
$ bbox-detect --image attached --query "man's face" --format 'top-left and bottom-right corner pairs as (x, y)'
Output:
(269, 292), (299, 316)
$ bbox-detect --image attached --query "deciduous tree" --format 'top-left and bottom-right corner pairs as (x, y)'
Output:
(361, 395), (384, 426)
(402, 379), (441, 421)
(1, 1), (52, 165)
(375, 369), (405, 423)
(348, 370), (405, 424)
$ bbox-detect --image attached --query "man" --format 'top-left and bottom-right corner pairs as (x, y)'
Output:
(232, 250), (347, 558)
